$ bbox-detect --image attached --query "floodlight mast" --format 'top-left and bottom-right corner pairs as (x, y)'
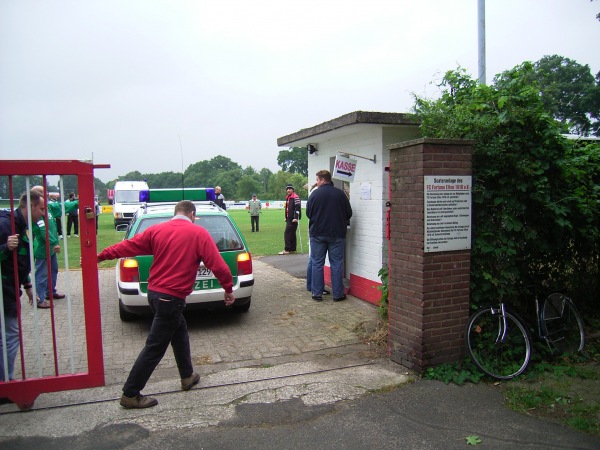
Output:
(478, 0), (486, 85)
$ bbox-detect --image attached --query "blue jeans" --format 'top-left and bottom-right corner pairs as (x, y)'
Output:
(35, 254), (59, 301)
(0, 315), (19, 381)
(310, 236), (345, 299)
(306, 253), (313, 291)
(123, 291), (193, 397)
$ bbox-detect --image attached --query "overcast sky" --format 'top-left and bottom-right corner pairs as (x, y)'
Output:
(1, 0), (599, 183)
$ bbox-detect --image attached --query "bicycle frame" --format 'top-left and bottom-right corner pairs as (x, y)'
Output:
(493, 304), (509, 344)
(495, 294), (545, 344)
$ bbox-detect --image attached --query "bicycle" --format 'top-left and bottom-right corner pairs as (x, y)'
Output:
(465, 291), (585, 380)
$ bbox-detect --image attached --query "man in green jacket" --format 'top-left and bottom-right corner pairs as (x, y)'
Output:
(248, 194), (261, 232)
(31, 186), (78, 307)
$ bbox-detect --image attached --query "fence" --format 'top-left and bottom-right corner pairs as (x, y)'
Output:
(0, 160), (108, 410)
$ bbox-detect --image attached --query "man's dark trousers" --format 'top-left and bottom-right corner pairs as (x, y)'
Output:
(251, 215), (259, 231)
(284, 221), (298, 251)
(122, 290), (193, 397)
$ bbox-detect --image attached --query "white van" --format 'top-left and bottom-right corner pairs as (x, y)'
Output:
(112, 181), (149, 228)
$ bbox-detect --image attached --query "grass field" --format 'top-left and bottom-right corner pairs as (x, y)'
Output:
(61, 208), (308, 269)
(0, 204), (307, 269)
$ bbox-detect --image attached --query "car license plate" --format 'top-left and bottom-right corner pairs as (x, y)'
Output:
(196, 265), (213, 279)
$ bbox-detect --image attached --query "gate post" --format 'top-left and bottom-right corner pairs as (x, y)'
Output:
(387, 138), (474, 371)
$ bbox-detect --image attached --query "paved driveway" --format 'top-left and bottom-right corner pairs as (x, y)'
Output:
(15, 256), (380, 387)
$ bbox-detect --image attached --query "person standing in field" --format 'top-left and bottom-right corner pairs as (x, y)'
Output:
(214, 186), (226, 210)
(248, 194), (261, 232)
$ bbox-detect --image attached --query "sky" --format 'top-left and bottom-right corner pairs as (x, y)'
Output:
(1, 0), (599, 183)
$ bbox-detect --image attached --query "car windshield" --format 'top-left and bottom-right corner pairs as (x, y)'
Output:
(134, 215), (243, 251)
(115, 190), (142, 203)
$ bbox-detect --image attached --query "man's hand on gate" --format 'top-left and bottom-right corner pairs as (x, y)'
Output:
(7, 234), (18, 251)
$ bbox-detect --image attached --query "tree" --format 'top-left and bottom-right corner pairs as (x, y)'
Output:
(268, 171), (308, 200)
(277, 147), (308, 176)
(259, 168), (273, 193)
(184, 156), (241, 195)
(412, 64), (600, 312)
(524, 55), (600, 136)
(0, 176), (43, 199)
(214, 168), (243, 201)
(144, 172), (184, 189)
(60, 175), (79, 195)
(237, 175), (263, 200)
(118, 171), (145, 181)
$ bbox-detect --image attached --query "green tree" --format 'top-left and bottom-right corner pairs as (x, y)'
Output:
(268, 171), (308, 200)
(277, 147), (308, 176)
(0, 176), (43, 199)
(145, 172), (184, 189)
(184, 156), (241, 191)
(525, 55), (600, 136)
(60, 175), (79, 195)
(118, 171), (145, 181)
(259, 168), (273, 194)
(412, 64), (600, 311)
(93, 177), (107, 200)
(214, 168), (243, 201)
(237, 175), (263, 200)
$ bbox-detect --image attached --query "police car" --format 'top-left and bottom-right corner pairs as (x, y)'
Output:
(116, 188), (253, 321)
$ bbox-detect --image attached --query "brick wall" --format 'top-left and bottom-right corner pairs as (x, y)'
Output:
(387, 138), (474, 371)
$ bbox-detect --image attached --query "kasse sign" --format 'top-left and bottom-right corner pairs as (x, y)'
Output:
(333, 155), (357, 182)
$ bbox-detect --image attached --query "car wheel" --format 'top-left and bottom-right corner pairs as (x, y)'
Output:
(119, 299), (137, 322)
(233, 297), (251, 313)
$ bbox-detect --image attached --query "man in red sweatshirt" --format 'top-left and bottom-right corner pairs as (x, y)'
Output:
(98, 200), (235, 409)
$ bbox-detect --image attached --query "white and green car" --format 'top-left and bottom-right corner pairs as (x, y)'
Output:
(115, 188), (254, 321)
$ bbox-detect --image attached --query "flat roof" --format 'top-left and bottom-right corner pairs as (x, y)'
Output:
(277, 110), (418, 146)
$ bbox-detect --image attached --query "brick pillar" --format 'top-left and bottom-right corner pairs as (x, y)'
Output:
(387, 138), (474, 371)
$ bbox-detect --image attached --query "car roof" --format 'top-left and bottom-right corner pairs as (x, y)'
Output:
(135, 201), (226, 218)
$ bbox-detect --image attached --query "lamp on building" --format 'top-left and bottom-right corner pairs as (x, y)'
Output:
(307, 144), (318, 154)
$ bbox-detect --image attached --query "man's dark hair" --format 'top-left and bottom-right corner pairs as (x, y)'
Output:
(19, 190), (43, 209)
(316, 170), (332, 183)
(174, 200), (196, 216)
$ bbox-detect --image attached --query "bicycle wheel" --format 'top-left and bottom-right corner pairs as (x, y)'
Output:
(466, 306), (532, 380)
(542, 293), (585, 354)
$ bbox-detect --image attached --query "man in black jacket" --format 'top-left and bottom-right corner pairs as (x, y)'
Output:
(306, 170), (352, 302)
(0, 190), (45, 382)
(279, 184), (301, 255)
(214, 186), (226, 210)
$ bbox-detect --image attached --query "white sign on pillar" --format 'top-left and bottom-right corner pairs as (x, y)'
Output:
(424, 176), (472, 253)
(333, 155), (357, 182)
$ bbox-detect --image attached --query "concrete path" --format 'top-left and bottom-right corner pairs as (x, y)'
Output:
(0, 256), (598, 449)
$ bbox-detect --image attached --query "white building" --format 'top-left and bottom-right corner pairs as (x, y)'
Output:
(278, 111), (421, 304)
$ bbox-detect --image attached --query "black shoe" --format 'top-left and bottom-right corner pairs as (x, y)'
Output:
(322, 290), (331, 295)
(333, 295), (347, 302)
(311, 295), (323, 302)
(0, 397), (14, 405)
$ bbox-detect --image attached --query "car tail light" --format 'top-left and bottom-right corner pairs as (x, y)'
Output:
(119, 258), (139, 282)
(237, 252), (252, 275)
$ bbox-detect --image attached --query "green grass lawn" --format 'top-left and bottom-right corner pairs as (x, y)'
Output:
(61, 208), (308, 269)
(228, 209), (309, 257)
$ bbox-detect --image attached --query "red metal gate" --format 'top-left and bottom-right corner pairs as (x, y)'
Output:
(0, 160), (108, 410)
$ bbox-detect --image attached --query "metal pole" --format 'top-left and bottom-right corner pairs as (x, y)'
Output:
(297, 220), (303, 254)
(478, 0), (486, 85)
